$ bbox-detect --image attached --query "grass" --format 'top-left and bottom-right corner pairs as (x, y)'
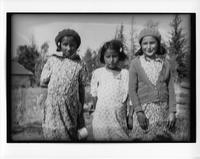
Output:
(11, 84), (191, 142)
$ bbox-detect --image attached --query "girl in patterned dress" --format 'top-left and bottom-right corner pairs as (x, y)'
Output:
(128, 27), (176, 141)
(90, 39), (130, 141)
(40, 29), (87, 141)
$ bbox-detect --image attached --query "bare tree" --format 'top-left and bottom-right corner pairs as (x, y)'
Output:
(115, 23), (128, 53)
(35, 42), (49, 86)
(82, 48), (99, 84)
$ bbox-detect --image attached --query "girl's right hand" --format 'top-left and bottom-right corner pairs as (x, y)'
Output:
(136, 111), (149, 130)
(89, 97), (97, 115)
(127, 115), (133, 130)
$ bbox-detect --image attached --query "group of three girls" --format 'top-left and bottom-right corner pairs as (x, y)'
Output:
(40, 27), (176, 141)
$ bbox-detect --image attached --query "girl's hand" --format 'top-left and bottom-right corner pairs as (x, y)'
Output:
(167, 112), (176, 130)
(78, 127), (88, 141)
(127, 115), (133, 130)
(89, 97), (97, 115)
(40, 83), (48, 88)
(88, 102), (95, 115)
(136, 111), (149, 130)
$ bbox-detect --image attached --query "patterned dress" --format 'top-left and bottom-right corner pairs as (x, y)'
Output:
(91, 67), (130, 141)
(130, 55), (171, 141)
(40, 55), (85, 141)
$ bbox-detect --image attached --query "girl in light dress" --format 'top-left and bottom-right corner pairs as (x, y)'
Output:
(90, 39), (132, 141)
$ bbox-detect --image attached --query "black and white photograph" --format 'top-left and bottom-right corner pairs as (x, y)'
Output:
(1, 0), (200, 158)
(7, 13), (195, 143)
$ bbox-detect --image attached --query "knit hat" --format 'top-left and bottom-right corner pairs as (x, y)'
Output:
(138, 27), (161, 44)
(55, 29), (81, 51)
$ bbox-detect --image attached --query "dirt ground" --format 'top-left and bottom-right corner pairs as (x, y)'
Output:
(12, 112), (94, 141)
(11, 112), (190, 142)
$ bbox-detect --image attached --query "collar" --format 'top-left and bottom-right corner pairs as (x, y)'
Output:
(143, 55), (163, 63)
(52, 53), (81, 62)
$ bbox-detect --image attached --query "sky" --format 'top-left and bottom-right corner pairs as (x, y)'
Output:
(11, 13), (190, 58)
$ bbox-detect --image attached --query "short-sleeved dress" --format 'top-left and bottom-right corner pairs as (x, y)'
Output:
(40, 55), (85, 141)
(91, 67), (130, 141)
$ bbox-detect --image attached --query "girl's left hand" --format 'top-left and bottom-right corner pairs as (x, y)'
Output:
(78, 127), (88, 140)
(167, 112), (176, 130)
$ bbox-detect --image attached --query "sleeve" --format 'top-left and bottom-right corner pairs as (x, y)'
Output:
(90, 70), (98, 97)
(40, 58), (52, 87)
(167, 63), (177, 113)
(128, 60), (143, 113)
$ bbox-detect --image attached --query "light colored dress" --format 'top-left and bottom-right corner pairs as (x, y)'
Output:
(40, 55), (85, 141)
(131, 55), (170, 141)
(91, 67), (130, 141)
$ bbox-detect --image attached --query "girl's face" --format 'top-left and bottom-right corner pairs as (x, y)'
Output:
(141, 36), (158, 58)
(60, 36), (78, 58)
(104, 48), (119, 70)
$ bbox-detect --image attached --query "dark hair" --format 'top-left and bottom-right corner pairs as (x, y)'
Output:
(99, 39), (127, 64)
(55, 29), (81, 52)
(135, 38), (167, 56)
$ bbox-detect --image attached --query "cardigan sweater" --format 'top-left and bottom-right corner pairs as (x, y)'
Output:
(129, 56), (176, 113)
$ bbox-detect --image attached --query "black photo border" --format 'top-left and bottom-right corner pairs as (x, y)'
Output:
(6, 12), (196, 143)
